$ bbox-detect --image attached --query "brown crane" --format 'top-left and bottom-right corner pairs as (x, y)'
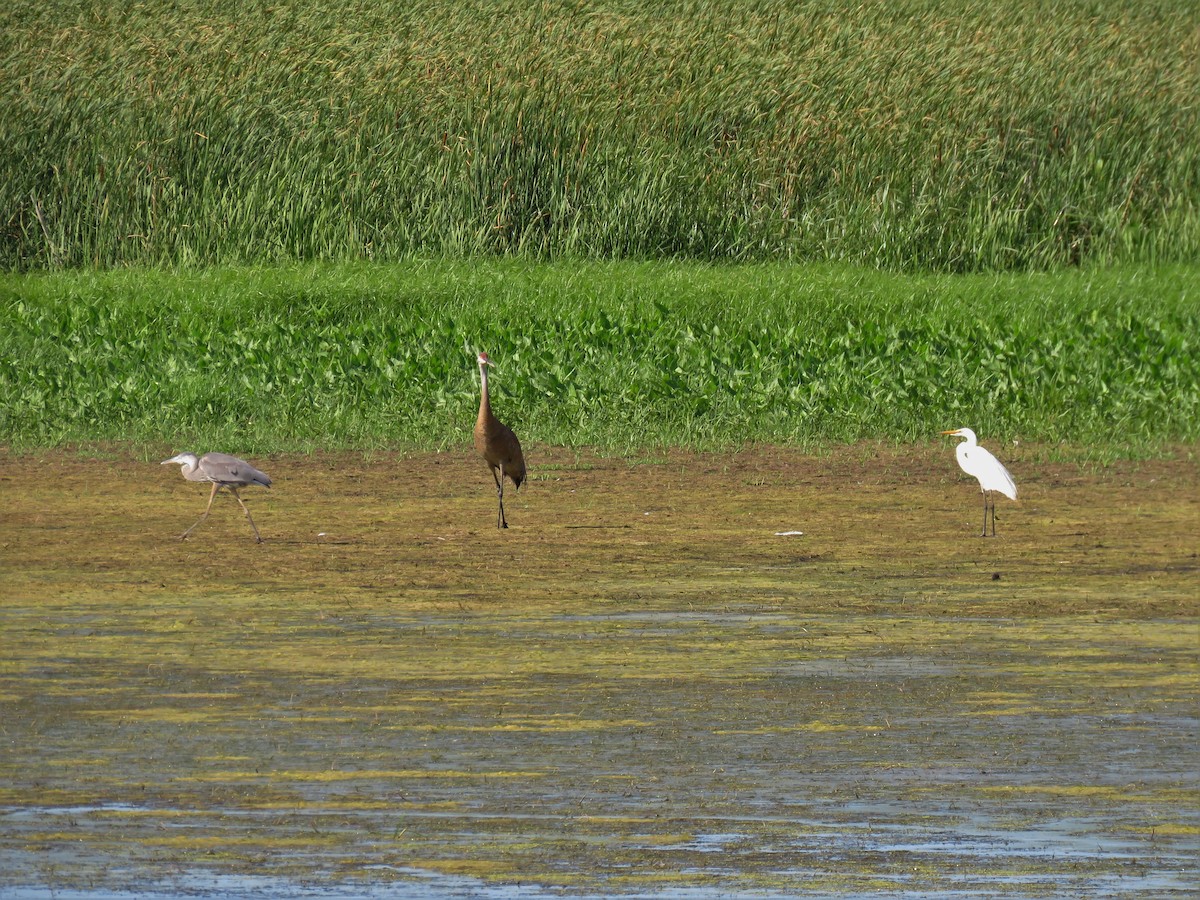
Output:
(473, 351), (526, 529)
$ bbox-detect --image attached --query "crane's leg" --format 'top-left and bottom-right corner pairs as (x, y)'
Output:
(980, 490), (989, 537)
(494, 464), (508, 529)
(181, 483), (221, 540)
(230, 487), (263, 543)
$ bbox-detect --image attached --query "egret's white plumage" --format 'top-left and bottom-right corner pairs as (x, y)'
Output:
(942, 428), (1016, 536)
(161, 451), (271, 542)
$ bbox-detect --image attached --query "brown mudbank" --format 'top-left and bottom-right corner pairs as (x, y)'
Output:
(0, 445), (1196, 895)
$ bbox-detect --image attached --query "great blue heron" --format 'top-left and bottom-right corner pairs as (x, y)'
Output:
(161, 452), (272, 542)
(474, 351), (526, 528)
(942, 428), (1017, 537)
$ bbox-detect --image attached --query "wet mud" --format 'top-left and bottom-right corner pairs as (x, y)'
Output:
(1, 444), (1197, 897)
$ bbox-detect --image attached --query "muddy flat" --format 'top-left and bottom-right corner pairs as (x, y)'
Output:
(1, 445), (1197, 897)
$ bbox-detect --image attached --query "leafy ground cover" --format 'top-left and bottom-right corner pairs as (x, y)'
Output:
(1, 261), (1196, 452)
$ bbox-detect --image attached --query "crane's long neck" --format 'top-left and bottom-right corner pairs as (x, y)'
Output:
(477, 362), (492, 425)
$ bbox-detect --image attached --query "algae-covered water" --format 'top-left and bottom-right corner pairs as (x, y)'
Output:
(1, 446), (1197, 897)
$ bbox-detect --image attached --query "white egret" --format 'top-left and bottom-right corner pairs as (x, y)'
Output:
(941, 428), (1017, 537)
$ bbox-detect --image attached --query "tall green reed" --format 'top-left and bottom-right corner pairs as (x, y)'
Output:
(1, 0), (1196, 271)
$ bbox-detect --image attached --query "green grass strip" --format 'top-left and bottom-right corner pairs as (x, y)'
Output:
(1, 261), (1196, 452)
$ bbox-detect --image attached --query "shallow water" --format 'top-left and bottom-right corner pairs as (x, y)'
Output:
(1, 447), (1197, 897)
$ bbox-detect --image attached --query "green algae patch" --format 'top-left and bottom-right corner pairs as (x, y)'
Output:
(978, 785), (1200, 804)
(1127, 823), (1200, 836)
(79, 708), (232, 723)
(140, 834), (344, 849)
(1, 445), (1197, 895)
(715, 722), (880, 734)
(180, 769), (546, 782)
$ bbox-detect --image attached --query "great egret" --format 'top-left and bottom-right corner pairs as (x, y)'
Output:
(941, 428), (1016, 537)
(161, 452), (272, 542)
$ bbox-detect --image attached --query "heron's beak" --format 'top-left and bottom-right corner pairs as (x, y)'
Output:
(940, 430), (959, 436)
(161, 456), (181, 465)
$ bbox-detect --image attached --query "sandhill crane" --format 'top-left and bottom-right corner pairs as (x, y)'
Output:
(161, 452), (272, 542)
(474, 351), (526, 529)
(942, 428), (1017, 537)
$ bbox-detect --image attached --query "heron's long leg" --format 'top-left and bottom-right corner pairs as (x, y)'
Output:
(181, 482), (220, 540)
(980, 490), (989, 537)
(496, 464), (508, 529)
(229, 487), (263, 543)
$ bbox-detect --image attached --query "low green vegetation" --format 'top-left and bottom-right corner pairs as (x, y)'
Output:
(2, 0), (1196, 271)
(2, 261), (1196, 451)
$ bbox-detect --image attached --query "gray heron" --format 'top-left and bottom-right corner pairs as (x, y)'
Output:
(161, 452), (272, 542)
